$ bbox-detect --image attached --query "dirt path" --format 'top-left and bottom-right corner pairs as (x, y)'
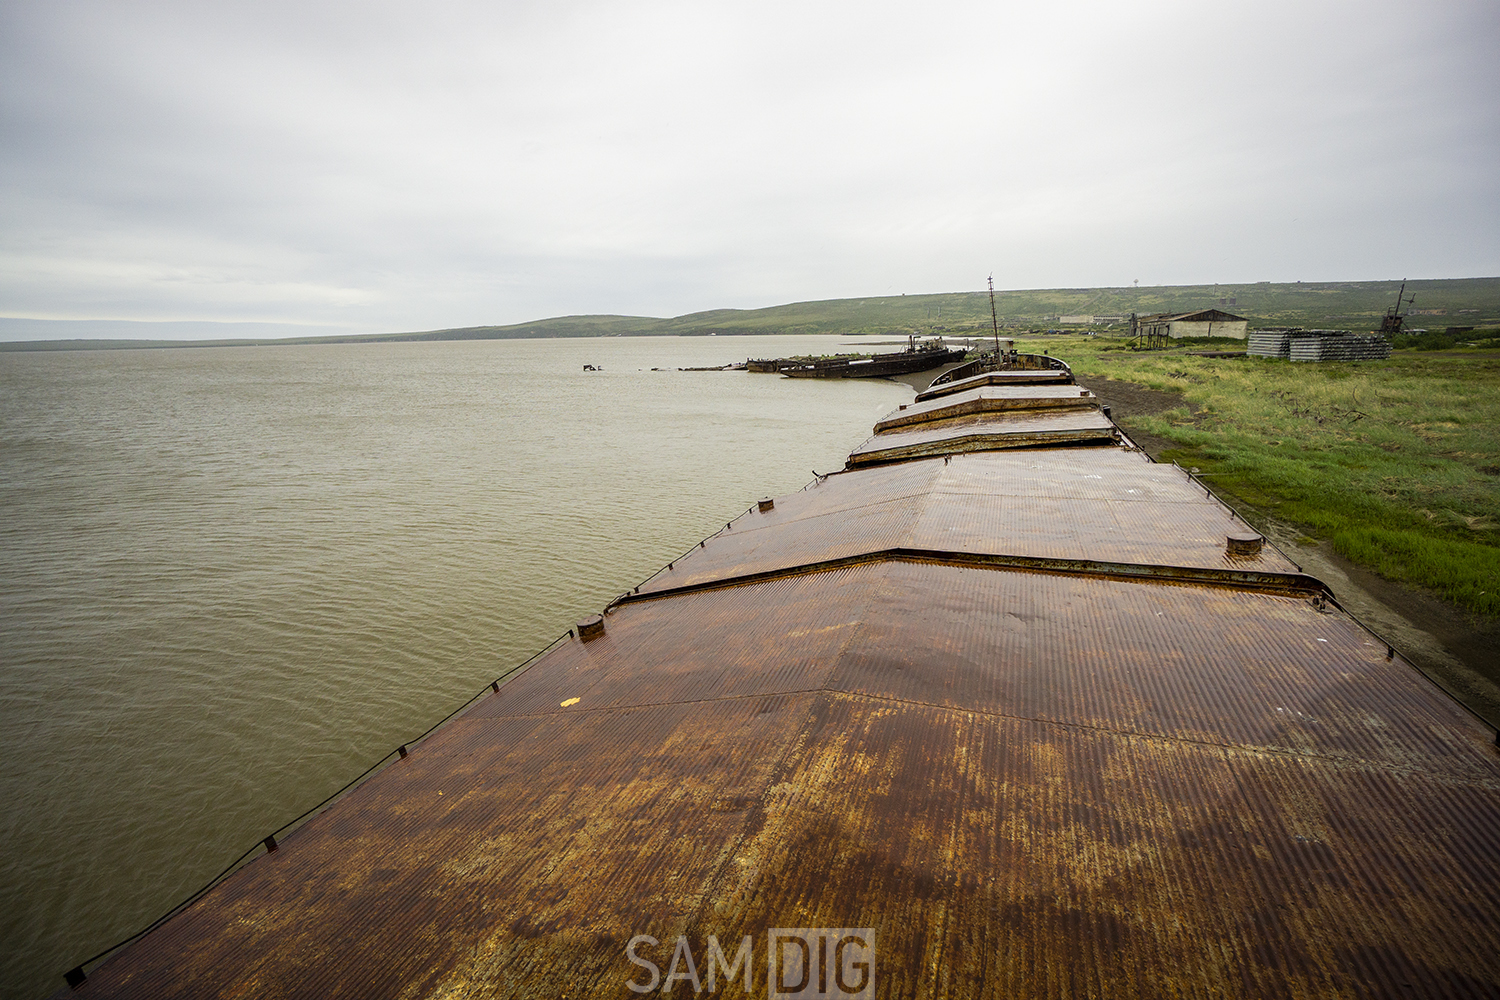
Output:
(1075, 373), (1500, 728)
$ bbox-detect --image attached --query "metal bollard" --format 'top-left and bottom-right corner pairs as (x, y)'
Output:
(577, 615), (605, 641)
(1226, 533), (1264, 557)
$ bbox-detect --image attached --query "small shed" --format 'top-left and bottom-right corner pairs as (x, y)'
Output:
(1134, 309), (1248, 340)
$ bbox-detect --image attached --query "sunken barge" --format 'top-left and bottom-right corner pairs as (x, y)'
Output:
(749, 337), (967, 379)
(59, 356), (1500, 998)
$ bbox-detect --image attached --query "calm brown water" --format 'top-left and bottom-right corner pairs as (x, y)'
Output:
(0, 337), (911, 999)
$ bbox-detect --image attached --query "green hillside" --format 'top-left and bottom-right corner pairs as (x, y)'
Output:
(409, 277), (1500, 340)
(5, 278), (1498, 351)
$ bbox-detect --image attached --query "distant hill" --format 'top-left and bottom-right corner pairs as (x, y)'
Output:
(402, 277), (1500, 340)
(5, 278), (1497, 351)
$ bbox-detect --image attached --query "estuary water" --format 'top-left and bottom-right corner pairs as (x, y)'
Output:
(0, 336), (912, 999)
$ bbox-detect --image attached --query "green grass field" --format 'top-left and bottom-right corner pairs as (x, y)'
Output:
(1033, 335), (1500, 616)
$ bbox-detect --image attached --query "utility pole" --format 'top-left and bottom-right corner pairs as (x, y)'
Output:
(988, 274), (1001, 357)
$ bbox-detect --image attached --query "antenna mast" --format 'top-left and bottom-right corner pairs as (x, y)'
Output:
(988, 274), (1000, 357)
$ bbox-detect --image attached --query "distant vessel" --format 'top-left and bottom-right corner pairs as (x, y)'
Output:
(779, 335), (967, 379)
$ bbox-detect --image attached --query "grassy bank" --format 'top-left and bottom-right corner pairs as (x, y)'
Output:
(1029, 335), (1500, 617)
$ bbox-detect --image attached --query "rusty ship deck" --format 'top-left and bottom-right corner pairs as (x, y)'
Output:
(58, 358), (1500, 998)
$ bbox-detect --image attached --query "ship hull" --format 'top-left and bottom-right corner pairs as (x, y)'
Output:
(780, 346), (968, 378)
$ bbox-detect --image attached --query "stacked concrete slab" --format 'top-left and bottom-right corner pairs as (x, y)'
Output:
(1247, 330), (1293, 357)
(1289, 334), (1392, 362)
(1249, 329), (1391, 362)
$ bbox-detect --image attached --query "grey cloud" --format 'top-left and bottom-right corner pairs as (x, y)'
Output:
(2, 0), (1496, 337)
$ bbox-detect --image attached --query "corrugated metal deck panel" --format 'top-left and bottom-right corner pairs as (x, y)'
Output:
(848, 409), (1117, 466)
(908, 493), (1298, 572)
(874, 386), (1099, 433)
(470, 567), (881, 713)
(799, 449), (1237, 506)
(929, 448), (1204, 500)
(635, 498), (918, 593)
(768, 458), (942, 520)
(719, 696), (1500, 999)
(632, 461), (943, 574)
(631, 460), (944, 595)
(634, 448), (1296, 595)
(916, 369), (1074, 401)
(70, 692), (823, 1000)
(825, 562), (1493, 779)
(68, 560), (1500, 998)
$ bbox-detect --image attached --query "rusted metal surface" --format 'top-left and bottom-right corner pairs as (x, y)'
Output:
(1228, 531), (1266, 556)
(620, 549), (1328, 611)
(856, 375), (1114, 466)
(848, 410), (1118, 466)
(62, 368), (1500, 999)
(781, 344), (968, 379)
(632, 449), (1300, 597)
(917, 367), (1072, 400)
(64, 561), (1500, 999)
(873, 385), (1098, 433)
(925, 352), (1071, 390)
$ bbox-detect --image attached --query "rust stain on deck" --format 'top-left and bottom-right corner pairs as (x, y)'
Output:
(61, 356), (1500, 999)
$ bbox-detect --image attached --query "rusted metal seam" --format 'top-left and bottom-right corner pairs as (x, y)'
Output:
(606, 547), (1331, 611)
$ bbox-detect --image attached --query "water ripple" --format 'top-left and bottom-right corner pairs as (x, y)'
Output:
(0, 336), (911, 997)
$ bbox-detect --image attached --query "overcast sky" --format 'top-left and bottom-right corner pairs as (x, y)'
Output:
(2, 0), (1496, 339)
